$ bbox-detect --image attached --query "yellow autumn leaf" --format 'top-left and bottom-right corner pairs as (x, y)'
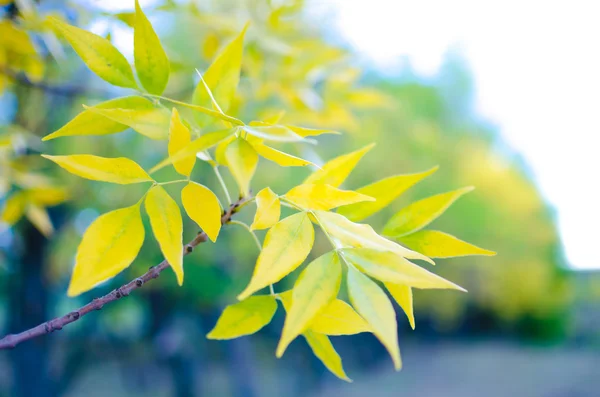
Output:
(313, 210), (434, 264)
(150, 128), (237, 173)
(242, 125), (306, 143)
(251, 187), (280, 230)
(303, 330), (351, 382)
(383, 186), (475, 237)
(251, 141), (315, 167)
(25, 187), (69, 207)
(160, 97), (244, 126)
(67, 203), (145, 296)
(25, 205), (54, 237)
(304, 143), (375, 187)
(284, 184), (374, 211)
(207, 295), (277, 339)
(310, 299), (371, 335)
(342, 248), (465, 291)
(215, 135), (236, 165)
(347, 266), (401, 370)
(192, 24), (248, 125)
(48, 17), (137, 88)
(181, 182), (221, 242)
(337, 166), (439, 222)
(42, 96), (154, 141)
(397, 230), (496, 258)
(225, 137), (258, 197)
(385, 283), (415, 330)
(287, 125), (339, 138)
(134, 0), (170, 95)
(277, 251), (342, 357)
(42, 154), (153, 184)
(1, 192), (27, 225)
(84, 105), (170, 140)
(168, 108), (195, 177)
(145, 186), (184, 285)
(238, 212), (314, 300)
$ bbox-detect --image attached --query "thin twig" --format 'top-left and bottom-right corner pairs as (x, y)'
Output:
(0, 196), (249, 350)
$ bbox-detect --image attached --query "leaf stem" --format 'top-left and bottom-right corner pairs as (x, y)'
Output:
(213, 166), (232, 206)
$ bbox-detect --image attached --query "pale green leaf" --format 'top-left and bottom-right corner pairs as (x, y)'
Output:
(242, 125), (307, 143)
(284, 184), (374, 211)
(181, 182), (221, 242)
(303, 330), (351, 382)
(385, 283), (415, 330)
(168, 108), (195, 176)
(251, 187), (280, 230)
(207, 295), (277, 339)
(304, 143), (375, 187)
(84, 105), (170, 140)
(225, 137), (258, 197)
(397, 230), (496, 258)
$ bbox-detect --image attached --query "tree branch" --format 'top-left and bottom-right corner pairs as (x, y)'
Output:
(0, 196), (249, 350)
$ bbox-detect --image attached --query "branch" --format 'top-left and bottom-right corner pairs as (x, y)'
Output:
(0, 196), (249, 350)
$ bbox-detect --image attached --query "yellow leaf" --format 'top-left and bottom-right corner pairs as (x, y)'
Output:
(68, 203), (144, 296)
(207, 295), (277, 339)
(84, 105), (170, 140)
(251, 187), (280, 230)
(303, 330), (351, 382)
(215, 134), (236, 165)
(342, 248), (465, 291)
(181, 182), (221, 242)
(26, 205), (54, 237)
(284, 184), (374, 211)
(145, 186), (184, 285)
(397, 230), (496, 258)
(313, 210), (434, 265)
(277, 251), (342, 357)
(192, 24), (247, 125)
(42, 154), (153, 184)
(160, 97), (244, 126)
(238, 212), (314, 300)
(26, 187), (69, 207)
(383, 187), (475, 237)
(309, 299), (371, 336)
(242, 125), (306, 143)
(347, 266), (401, 370)
(304, 143), (375, 187)
(287, 125), (339, 137)
(42, 96), (154, 141)
(1, 192), (27, 225)
(134, 0), (169, 95)
(385, 283), (415, 330)
(150, 128), (236, 173)
(251, 141), (315, 167)
(337, 166), (439, 222)
(225, 137), (258, 197)
(168, 108), (195, 177)
(48, 17), (136, 88)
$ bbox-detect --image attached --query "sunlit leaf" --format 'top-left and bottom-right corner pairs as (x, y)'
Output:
(310, 299), (371, 336)
(25, 205), (53, 237)
(145, 185), (184, 285)
(242, 125), (306, 143)
(287, 125), (339, 137)
(225, 137), (258, 197)
(1, 192), (27, 225)
(304, 143), (375, 187)
(238, 212), (314, 300)
(313, 210), (434, 264)
(347, 266), (401, 370)
(168, 108), (195, 177)
(342, 248), (465, 291)
(84, 105), (170, 140)
(207, 295), (277, 339)
(48, 17), (137, 88)
(134, 0), (169, 94)
(277, 251), (342, 357)
(383, 187), (475, 237)
(251, 141), (315, 167)
(67, 203), (144, 296)
(26, 187), (69, 207)
(303, 330), (351, 382)
(284, 184), (374, 211)
(251, 187), (280, 230)
(42, 154), (153, 184)
(397, 230), (496, 258)
(181, 182), (221, 242)
(385, 283), (415, 330)
(338, 166), (439, 221)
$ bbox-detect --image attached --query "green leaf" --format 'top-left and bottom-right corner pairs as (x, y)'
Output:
(277, 251), (342, 357)
(67, 203), (144, 296)
(284, 184), (374, 211)
(168, 108), (195, 177)
(84, 105), (171, 140)
(337, 166), (439, 221)
(238, 212), (314, 300)
(347, 266), (401, 370)
(181, 182), (222, 242)
(342, 248), (465, 291)
(383, 187), (474, 237)
(225, 137), (258, 197)
(134, 0), (170, 94)
(42, 154), (153, 184)
(251, 187), (280, 230)
(48, 17), (136, 88)
(385, 283), (415, 330)
(313, 210), (434, 264)
(397, 230), (496, 258)
(303, 330), (351, 382)
(42, 96), (154, 141)
(304, 143), (375, 187)
(207, 295), (277, 339)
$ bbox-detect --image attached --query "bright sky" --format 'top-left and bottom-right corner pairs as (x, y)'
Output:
(319, 0), (599, 270)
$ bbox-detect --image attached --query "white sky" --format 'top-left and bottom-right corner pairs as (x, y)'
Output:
(320, 0), (599, 270)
